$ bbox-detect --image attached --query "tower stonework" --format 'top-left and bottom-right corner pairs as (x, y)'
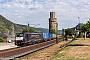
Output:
(49, 12), (57, 33)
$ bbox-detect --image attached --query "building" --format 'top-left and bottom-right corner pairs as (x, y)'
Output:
(0, 32), (15, 42)
(75, 23), (83, 34)
(49, 12), (57, 33)
(75, 23), (83, 30)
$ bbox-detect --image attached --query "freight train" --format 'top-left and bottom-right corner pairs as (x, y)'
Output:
(15, 32), (56, 46)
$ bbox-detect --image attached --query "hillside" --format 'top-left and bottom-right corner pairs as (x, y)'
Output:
(0, 15), (23, 34)
(17, 24), (62, 34)
(0, 15), (62, 34)
(35, 28), (62, 34)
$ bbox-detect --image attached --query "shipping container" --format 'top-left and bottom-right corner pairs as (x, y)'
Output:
(52, 34), (54, 39)
(52, 34), (56, 39)
(48, 33), (52, 39)
(54, 34), (56, 38)
(43, 33), (49, 41)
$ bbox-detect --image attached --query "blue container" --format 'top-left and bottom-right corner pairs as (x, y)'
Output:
(43, 33), (49, 41)
(48, 33), (52, 39)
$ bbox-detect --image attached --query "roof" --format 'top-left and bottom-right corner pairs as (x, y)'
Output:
(75, 23), (83, 30)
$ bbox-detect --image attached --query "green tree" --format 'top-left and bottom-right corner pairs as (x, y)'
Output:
(22, 27), (36, 33)
(50, 29), (57, 34)
(86, 19), (90, 30)
(81, 20), (90, 40)
(81, 24), (89, 40)
(28, 27), (36, 32)
(65, 28), (76, 40)
(65, 28), (75, 36)
(0, 37), (5, 43)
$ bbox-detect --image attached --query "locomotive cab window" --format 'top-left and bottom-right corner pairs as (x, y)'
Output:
(16, 33), (23, 37)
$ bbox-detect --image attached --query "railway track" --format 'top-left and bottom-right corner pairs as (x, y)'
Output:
(0, 38), (72, 60)
(19, 40), (72, 60)
(0, 39), (56, 60)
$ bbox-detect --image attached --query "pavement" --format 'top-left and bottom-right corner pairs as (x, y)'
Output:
(0, 42), (17, 50)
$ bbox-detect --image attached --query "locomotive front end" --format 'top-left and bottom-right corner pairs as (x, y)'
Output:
(15, 33), (24, 46)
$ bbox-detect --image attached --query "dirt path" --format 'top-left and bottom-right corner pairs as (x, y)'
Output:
(18, 40), (70, 60)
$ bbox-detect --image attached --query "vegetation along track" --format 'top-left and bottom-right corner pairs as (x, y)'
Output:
(0, 39), (56, 60)
(19, 40), (72, 60)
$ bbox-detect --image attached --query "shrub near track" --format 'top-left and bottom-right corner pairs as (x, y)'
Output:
(0, 37), (5, 43)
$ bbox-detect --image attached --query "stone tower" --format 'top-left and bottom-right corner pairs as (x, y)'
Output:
(49, 12), (57, 33)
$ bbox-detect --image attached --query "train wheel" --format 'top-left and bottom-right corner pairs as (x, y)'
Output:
(23, 43), (26, 46)
(32, 42), (35, 45)
(37, 41), (39, 44)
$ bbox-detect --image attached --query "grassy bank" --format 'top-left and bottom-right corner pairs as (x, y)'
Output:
(50, 38), (90, 60)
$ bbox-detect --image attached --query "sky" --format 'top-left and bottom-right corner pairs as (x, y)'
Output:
(0, 0), (90, 30)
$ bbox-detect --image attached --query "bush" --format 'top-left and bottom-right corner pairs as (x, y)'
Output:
(67, 35), (72, 38)
(64, 35), (72, 40)
(0, 37), (5, 42)
(76, 33), (83, 38)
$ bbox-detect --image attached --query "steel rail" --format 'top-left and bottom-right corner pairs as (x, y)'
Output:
(0, 40), (56, 60)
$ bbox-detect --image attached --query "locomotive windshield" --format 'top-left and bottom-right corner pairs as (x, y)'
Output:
(15, 33), (24, 40)
(16, 33), (23, 37)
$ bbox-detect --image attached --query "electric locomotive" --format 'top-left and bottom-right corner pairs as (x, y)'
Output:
(15, 32), (56, 46)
